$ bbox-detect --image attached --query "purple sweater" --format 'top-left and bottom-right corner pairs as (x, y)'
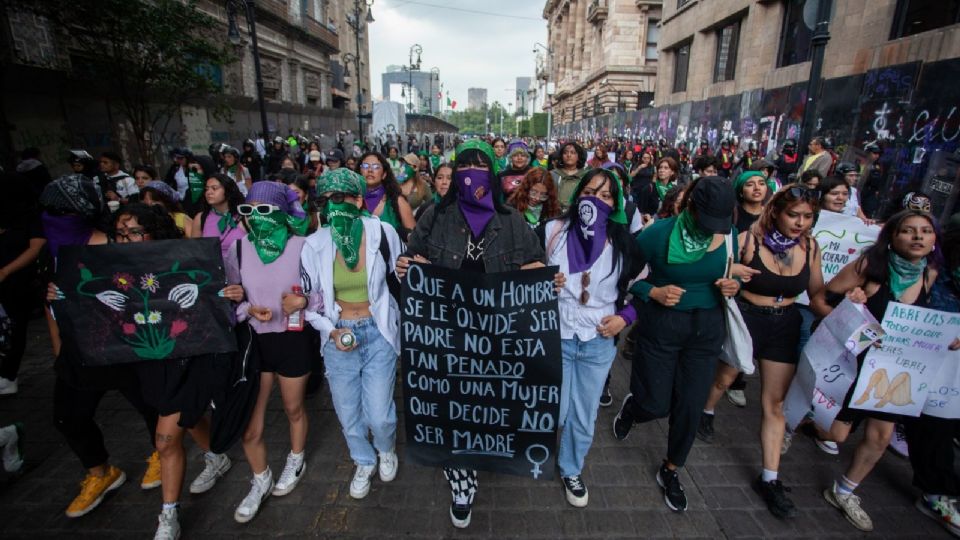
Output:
(224, 236), (318, 334)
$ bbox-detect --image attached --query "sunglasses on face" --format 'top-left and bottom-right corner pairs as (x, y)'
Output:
(787, 186), (821, 202)
(237, 204), (280, 216)
(360, 163), (382, 171)
(313, 192), (352, 208)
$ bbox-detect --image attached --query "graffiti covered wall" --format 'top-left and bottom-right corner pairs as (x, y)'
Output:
(555, 57), (960, 220)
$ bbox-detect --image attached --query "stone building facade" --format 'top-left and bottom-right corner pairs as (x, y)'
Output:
(542, 0), (662, 124)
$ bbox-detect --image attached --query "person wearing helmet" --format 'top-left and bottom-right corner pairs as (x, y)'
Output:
(264, 137), (289, 176)
(736, 141), (759, 173)
(68, 150), (99, 179)
(241, 140), (263, 182)
(835, 161), (870, 222)
(774, 139), (800, 180)
(860, 144), (885, 218)
(694, 139), (711, 158)
(221, 146), (252, 195)
(208, 142), (228, 170)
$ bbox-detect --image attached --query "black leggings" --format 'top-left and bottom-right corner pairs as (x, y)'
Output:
(905, 414), (960, 496)
(53, 376), (158, 469)
(0, 293), (32, 381)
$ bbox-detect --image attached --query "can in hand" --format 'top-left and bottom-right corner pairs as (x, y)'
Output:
(338, 330), (356, 348)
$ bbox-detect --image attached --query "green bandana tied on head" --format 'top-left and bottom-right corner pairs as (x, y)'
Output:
(667, 210), (713, 264)
(733, 170), (777, 199)
(188, 171), (205, 203)
(246, 210), (293, 264)
(317, 168), (368, 269)
(455, 139), (502, 176)
(567, 170), (628, 225)
(888, 251), (927, 300)
(655, 180), (675, 202)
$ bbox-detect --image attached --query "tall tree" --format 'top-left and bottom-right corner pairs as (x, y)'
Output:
(12, 0), (235, 164)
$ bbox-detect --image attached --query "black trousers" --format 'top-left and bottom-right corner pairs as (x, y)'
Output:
(626, 303), (725, 467)
(53, 375), (158, 469)
(0, 291), (32, 381)
(905, 414), (960, 496)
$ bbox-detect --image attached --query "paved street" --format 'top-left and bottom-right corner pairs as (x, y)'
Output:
(0, 319), (951, 539)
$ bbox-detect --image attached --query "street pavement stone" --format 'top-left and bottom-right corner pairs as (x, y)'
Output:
(0, 320), (953, 539)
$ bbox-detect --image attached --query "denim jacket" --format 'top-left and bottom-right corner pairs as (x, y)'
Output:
(405, 203), (545, 272)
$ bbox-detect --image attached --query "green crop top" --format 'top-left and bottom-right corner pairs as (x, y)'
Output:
(334, 257), (369, 303)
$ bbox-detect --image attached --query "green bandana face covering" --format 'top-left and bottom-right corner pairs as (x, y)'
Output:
(524, 204), (543, 225)
(188, 171), (205, 203)
(888, 251), (927, 301)
(246, 211), (291, 264)
(324, 201), (364, 269)
(667, 210), (713, 264)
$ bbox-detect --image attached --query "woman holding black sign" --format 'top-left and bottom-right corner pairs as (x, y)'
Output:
(612, 176), (740, 513)
(543, 168), (640, 507)
(396, 140), (547, 528)
(300, 168), (404, 504)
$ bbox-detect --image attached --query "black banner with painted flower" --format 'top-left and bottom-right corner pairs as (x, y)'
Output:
(55, 238), (237, 365)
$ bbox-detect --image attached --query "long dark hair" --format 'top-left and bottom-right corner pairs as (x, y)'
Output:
(437, 148), (512, 215)
(556, 142), (587, 169)
(113, 203), (183, 240)
(140, 186), (184, 214)
(357, 151), (404, 220)
(857, 209), (939, 286)
(557, 168), (638, 304)
(199, 173), (244, 228)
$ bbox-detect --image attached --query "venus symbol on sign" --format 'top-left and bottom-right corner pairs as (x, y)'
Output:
(526, 444), (549, 479)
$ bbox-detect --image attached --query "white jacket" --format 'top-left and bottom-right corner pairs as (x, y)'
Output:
(300, 216), (403, 353)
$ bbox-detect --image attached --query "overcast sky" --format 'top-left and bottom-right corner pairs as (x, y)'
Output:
(368, 0), (548, 111)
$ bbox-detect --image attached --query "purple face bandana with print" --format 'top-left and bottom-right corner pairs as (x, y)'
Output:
(363, 184), (385, 213)
(567, 196), (612, 274)
(454, 168), (495, 237)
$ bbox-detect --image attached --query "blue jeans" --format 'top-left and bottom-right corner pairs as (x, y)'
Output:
(323, 318), (398, 466)
(797, 304), (815, 356)
(557, 335), (617, 477)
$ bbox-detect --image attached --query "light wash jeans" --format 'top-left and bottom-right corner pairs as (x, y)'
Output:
(323, 318), (397, 466)
(557, 334), (617, 477)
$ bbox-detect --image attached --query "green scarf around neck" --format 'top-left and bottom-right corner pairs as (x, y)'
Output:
(213, 208), (237, 234)
(524, 204), (543, 226)
(324, 201), (364, 269)
(888, 251), (927, 300)
(655, 180), (675, 201)
(667, 210), (714, 264)
(246, 210), (305, 264)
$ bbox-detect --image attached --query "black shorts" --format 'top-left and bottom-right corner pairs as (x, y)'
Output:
(137, 355), (217, 428)
(738, 300), (801, 364)
(250, 330), (313, 378)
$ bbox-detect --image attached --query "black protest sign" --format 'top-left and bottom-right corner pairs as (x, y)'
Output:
(401, 263), (561, 479)
(55, 238), (236, 366)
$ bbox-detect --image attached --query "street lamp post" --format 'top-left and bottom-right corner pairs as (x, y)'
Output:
(429, 67), (440, 114)
(533, 42), (553, 141)
(403, 44), (423, 113)
(227, 0), (270, 140)
(344, 0), (375, 141)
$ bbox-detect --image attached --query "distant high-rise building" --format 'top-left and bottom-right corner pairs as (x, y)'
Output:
(467, 88), (487, 111)
(515, 77), (532, 115)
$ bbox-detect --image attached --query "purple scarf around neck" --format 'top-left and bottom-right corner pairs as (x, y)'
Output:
(41, 211), (94, 258)
(364, 184), (386, 214)
(454, 169), (496, 237)
(567, 196), (612, 274)
(763, 229), (800, 256)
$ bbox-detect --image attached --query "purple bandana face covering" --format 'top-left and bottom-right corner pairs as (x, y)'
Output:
(763, 229), (801, 256)
(454, 168), (496, 237)
(567, 196), (612, 274)
(364, 184), (386, 213)
(41, 211), (94, 258)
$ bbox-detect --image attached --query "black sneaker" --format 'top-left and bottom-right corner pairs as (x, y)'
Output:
(752, 476), (798, 519)
(612, 394), (635, 441)
(656, 463), (687, 512)
(599, 386), (613, 408)
(696, 412), (715, 444)
(561, 475), (589, 507)
(450, 496), (472, 528)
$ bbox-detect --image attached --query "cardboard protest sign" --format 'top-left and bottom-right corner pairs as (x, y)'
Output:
(784, 300), (883, 430)
(55, 238), (236, 366)
(853, 303), (960, 417)
(400, 263), (561, 479)
(799, 212), (880, 304)
(923, 349), (960, 419)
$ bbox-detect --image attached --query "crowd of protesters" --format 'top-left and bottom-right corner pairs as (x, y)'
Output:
(0, 129), (957, 539)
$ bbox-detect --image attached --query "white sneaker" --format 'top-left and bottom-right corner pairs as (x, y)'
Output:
(349, 464), (376, 499)
(153, 506), (180, 540)
(815, 438), (840, 455)
(824, 482), (873, 532)
(378, 451), (398, 482)
(0, 376), (17, 396)
(725, 389), (746, 407)
(234, 470), (273, 524)
(1, 423), (24, 473)
(189, 452), (231, 494)
(272, 453), (305, 496)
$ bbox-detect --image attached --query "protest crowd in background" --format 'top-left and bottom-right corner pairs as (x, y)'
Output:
(2, 130), (960, 540)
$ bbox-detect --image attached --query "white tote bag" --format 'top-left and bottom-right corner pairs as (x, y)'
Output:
(718, 233), (755, 375)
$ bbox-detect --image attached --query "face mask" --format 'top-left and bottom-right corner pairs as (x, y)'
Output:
(323, 201), (364, 269)
(566, 196), (612, 274)
(246, 211), (290, 264)
(454, 168), (495, 237)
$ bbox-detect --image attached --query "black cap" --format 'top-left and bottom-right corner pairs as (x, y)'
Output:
(325, 148), (344, 162)
(690, 176), (735, 233)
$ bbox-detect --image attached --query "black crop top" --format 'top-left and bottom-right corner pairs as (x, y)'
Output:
(741, 233), (811, 300)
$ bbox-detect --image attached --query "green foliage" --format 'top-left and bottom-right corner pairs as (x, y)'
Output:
(13, 0), (235, 164)
(445, 101), (519, 136)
